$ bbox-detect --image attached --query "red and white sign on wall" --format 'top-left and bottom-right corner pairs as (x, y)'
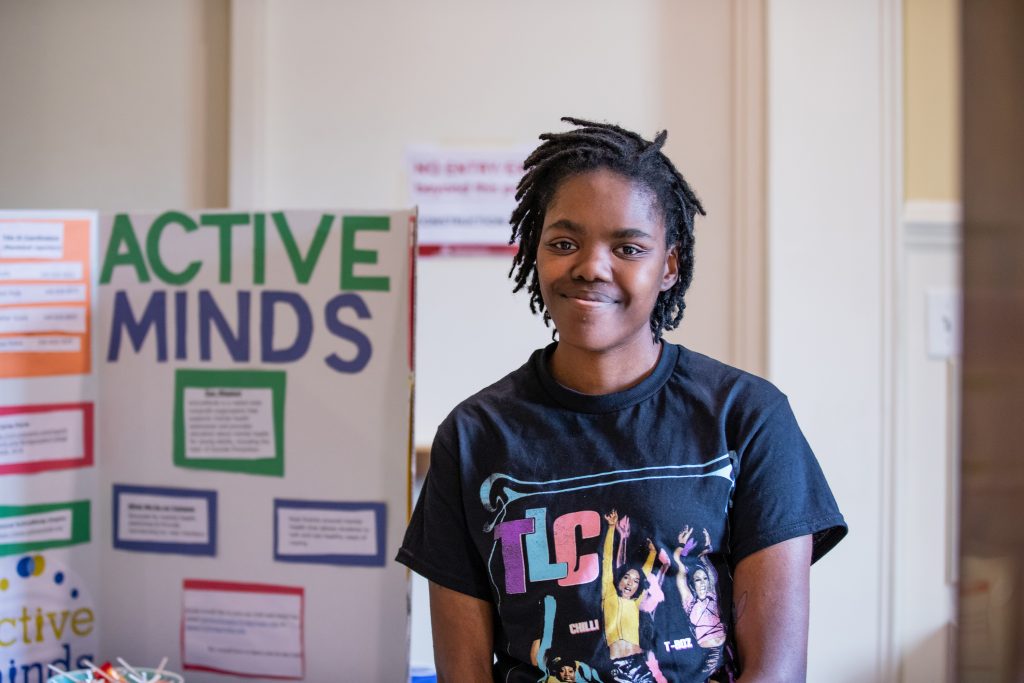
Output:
(405, 145), (531, 256)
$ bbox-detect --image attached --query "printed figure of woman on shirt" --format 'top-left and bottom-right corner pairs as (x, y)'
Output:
(546, 655), (604, 683)
(673, 526), (727, 673)
(601, 509), (657, 683)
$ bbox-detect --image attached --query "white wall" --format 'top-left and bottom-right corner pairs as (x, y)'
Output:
(0, 0), (228, 211)
(768, 1), (900, 680)
(768, 7), (962, 681)
(894, 204), (960, 683)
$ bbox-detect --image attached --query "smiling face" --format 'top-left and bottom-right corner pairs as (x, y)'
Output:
(693, 568), (710, 600)
(617, 568), (642, 599)
(556, 665), (576, 682)
(537, 169), (678, 356)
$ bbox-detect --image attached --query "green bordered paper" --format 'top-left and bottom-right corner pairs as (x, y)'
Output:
(0, 501), (91, 556)
(173, 369), (286, 476)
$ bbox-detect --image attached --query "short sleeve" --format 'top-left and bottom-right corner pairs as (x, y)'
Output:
(396, 429), (493, 601)
(729, 397), (847, 567)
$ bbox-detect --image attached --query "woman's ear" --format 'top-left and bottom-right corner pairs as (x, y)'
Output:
(661, 246), (680, 292)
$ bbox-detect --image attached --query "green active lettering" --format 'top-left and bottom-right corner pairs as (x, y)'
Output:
(100, 214), (149, 284)
(146, 211), (202, 285)
(272, 212), (333, 284)
(341, 216), (390, 292)
(201, 212), (249, 283)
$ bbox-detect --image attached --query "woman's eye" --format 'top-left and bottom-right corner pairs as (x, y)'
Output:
(618, 245), (645, 256)
(550, 240), (575, 251)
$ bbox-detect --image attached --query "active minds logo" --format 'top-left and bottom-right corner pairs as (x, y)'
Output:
(0, 554), (97, 682)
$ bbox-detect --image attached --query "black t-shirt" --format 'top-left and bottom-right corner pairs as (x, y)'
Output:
(398, 343), (847, 682)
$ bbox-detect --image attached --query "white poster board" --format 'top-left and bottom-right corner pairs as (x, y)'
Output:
(0, 211), (102, 678)
(0, 209), (415, 682)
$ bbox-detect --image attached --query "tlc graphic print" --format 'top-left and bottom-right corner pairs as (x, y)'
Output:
(483, 455), (739, 683)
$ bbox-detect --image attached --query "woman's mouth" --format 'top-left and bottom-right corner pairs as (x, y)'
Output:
(561, 290), (617, 305)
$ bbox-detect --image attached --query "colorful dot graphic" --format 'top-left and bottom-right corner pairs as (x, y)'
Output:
(5, 555), (80, 600)
(14, 554), (46, 578)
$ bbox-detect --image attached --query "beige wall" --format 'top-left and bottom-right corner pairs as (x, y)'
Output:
(0, 0), (229, 211)
(904, 0), (960, 201)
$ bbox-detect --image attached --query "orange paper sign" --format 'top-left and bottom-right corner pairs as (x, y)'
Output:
(0, 215), (92, 378)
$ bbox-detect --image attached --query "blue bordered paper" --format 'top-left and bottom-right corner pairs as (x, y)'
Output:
(273, 499), (386, 567)
(112, 484), (217, 556)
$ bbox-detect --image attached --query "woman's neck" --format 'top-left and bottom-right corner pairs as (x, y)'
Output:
(548, 337), (663, 395)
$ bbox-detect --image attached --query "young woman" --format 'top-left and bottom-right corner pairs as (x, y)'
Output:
(397, 118), (847, 682)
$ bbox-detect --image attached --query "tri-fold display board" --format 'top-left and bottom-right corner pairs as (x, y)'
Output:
(0, 209), (415, 682)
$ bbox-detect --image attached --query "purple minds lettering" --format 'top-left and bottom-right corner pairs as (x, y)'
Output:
(493, 507), (601, 594)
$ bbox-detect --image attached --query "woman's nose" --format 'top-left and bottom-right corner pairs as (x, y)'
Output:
(569, 244), (611, 282)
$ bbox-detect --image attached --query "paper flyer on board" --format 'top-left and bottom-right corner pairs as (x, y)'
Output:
(0, 402), (93, 475)
(113, 484), (216, 556)
(0, 214), (94, 378)
(273, 499), (386, 567)
(406, 145), (527, 254)
(182, 580), (304, 679)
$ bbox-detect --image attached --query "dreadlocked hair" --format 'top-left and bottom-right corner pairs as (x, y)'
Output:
(508, 117), (706, 342)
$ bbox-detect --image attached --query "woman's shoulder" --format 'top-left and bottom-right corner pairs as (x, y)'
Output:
(669, 344), (787, 415)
